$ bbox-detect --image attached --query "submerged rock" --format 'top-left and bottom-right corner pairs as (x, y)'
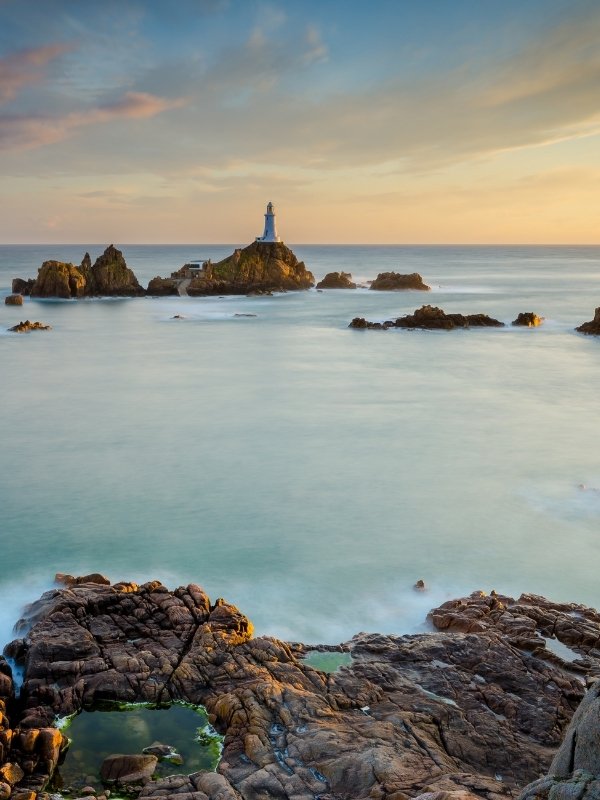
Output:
(100, 754), (157, 786)
(8, 320), (51, 333)
(2, 579), (599, 800)
(370, 271), (431, 291)
(186, 241), (314, 296)
(4, 295), (23, 306)
(350, 305), (504, 330)
(316, 271), (356, 289)
(576, 307), (600, 335)
(512, 312), (543, 327)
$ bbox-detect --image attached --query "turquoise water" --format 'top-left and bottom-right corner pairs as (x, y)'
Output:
(1, 245), (599, 644)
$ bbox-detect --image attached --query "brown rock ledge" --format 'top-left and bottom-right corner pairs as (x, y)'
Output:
(2, 582), (599, 800)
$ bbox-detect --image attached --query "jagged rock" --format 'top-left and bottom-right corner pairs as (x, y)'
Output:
(11, 279), (34, 296)
(186, 241), (314, 296)
(2, 579), (598, 800)
(99, 755), (157, 786)
(16, 247), (144, 299)
(512, 313), (543, 327)
(30, 261), (87, 299)
(350, 305), (504, 330)
(316, 271), (356, 289)
(87, 246), (145, 297)
(8, 321), (51, 333)
(370, 271), (431, 291)
(576, 307), (600, 335)
(146, 277), (179, 296)
(5, 295), (23, 306)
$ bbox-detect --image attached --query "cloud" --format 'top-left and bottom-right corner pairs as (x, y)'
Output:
(0, 44), (69, 105)
(0, 92), (186, 152)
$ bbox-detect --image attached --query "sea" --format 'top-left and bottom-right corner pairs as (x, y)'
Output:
(1, 244), (599, 647)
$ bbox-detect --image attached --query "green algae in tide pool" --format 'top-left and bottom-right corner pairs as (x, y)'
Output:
(52, 703), (222, 793)
(303, 651), (353, 673)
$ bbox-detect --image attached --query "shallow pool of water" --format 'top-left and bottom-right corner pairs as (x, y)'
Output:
(52, 704), (221, 792)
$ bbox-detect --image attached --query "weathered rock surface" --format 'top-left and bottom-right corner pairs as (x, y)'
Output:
(186, 241), (314, 296)
(4, 295), (23, 306)
(350, 305), (505, 330)
(512, 313), (543, 327)
(576, 307), (600, 335)
(8, 321), (51, 333)
(100, 754), (157, 785)
(11, 279), (34, 296)
(16, 247), (145, 299)
(316, 271), (356, 289)
(3, 581), (600, 800)
(86, 245), (145, 297)
(370, 271), (431, 291)
(147, 277), (180, 296)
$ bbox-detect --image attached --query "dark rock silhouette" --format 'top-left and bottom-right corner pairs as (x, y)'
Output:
(370, 271), (431, 291)
(576, 307), (600, 335)
(316, 271), (356, 289)
(350, 305), (504, 330)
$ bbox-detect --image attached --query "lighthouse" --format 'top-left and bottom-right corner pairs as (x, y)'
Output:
(256, 201), (281, 243)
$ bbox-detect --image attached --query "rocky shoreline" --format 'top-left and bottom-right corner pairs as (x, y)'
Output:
(1, 577), (599, 800)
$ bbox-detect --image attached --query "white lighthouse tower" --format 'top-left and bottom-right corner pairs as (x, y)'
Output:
(256, 201), (281, 243)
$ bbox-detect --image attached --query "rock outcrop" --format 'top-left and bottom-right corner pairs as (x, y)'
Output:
(316, 271), (356, 289)
(30, 259), (88, 299)
(370, 272), (431, 291)
(512, 313), (543, 327)
(576, 307), (600, 335)
(350, 305), (504, 330)
(2, 580), (599, 800)
(8, 320), (51, 333)
(86, 245), (145, 297)
(147, 277), (180, 296)
(4, 296), (23, 306)
(186, 241), (314, 296)
(11, 279), (34, 296)
(16, 247), (145, 299)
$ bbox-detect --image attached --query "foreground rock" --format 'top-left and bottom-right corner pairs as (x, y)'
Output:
(350, 305), (505, 330)
(8, 320), (51, 333)
(186, 241), (314, 296)
(370, 271), (431, 291)
(512, 313), (543, 327)
(316, 271), (356, 289)
(576, 307), (600, 335)
(15, 246), (145, 299)
(4, 295), (23, 306)
(2, 580), (599, 800)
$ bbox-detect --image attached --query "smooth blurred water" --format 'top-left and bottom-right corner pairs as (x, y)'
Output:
(1, 245), (599, 644)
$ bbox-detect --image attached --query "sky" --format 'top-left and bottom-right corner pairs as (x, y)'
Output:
(0, 0), (599, 244)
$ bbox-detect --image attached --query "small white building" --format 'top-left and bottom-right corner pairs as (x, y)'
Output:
(256, 201), (281, 243)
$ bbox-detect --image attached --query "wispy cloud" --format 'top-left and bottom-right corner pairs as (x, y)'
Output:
(0, 44), (70, 105)
(0, 92), (186, 151)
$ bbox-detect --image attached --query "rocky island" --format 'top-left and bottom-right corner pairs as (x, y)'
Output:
(370, 272), (431, 291)
(316, 272), (356, 289)
(1, 577), (599, 800)
(350, 305), (505, 330)
(12, 246), (145, 299)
